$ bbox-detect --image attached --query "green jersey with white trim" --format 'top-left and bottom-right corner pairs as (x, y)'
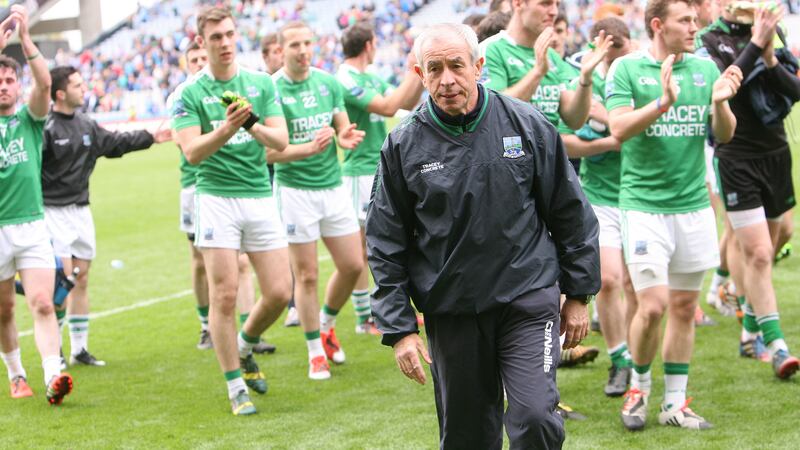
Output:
(480, 30), (574, 126)
(172, 66), (283, 198)
(273, 67), (346, 190)
(606, 51), (720, 213)
(0, 105), (46, 226)
(558, 69), (621, 207)
(336, 63), (390, 177)
(166, 82), (198, 189)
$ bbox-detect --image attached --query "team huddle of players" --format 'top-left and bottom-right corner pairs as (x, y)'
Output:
(1, 0), (797, 432)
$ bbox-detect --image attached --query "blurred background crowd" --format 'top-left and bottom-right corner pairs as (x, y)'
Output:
(10, 0), (800, 120)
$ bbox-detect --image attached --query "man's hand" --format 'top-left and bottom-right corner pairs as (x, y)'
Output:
(560, 299), (589, 349)
(532, 27), (554, 78)
(393, 333), (432, 385)
(223, 103), (252, 134)
(152, 127), (173, 143)
(751, 3), (783, 49)
(579, 30), (614, 84)
(659, 54), (679, 110)
(712, 65), (743, 104)
(311, 126), (335, 154)
(336, 123), (365, 149)
(10, 5), (29, 39)
(589, 100), (609, 125)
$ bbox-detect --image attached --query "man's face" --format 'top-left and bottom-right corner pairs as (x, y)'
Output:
(552, 19), (567, 56)
(282, 27), (314, 75)
(261, 43), (283, 74)
(61, 72), (87, 108)
(186, 48), (208, 75)
(197, 18), (237, 67)
(0, 67), (19, 110)
(657, 1), (699, 53)
(515, 0), (560, 38)
(694, 0), (714, 26)
(415, 35), (483, 116)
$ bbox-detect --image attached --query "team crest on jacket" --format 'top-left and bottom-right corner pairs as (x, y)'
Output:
(502, 136), (524, 159)
(83, 134), (91, 146)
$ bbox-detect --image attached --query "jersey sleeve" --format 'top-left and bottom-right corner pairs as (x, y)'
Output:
(604, 59), (633, 112)
(339, 70), (379, 110)
(172, 85), (201, 131)
(481, 42), (510, 91)
(262, 76), (284, 118)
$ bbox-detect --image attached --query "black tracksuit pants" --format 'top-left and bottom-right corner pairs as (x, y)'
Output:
(425, 284), (564, 450)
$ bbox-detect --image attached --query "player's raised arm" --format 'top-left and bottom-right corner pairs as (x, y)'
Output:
(8, 6), (50, 118)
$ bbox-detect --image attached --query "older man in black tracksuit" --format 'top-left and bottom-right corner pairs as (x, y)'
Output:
(41, 66), (170, 368)
(366, 24), (600, 450)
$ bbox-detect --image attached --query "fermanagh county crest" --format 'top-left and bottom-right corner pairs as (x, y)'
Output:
(502, 136), (524, 159)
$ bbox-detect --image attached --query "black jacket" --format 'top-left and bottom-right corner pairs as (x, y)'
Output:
(41, 111), (154, 206)
(366, 88), (600, 346)
(696, 19), (800, 158)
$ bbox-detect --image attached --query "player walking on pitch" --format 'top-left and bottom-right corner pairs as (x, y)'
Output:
(606, 0), (742, 431)
(173, 7), (292, 415)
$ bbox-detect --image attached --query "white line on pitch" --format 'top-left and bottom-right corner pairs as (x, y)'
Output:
(18, 253), (333, 337)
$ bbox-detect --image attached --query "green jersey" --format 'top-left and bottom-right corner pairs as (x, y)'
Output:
(336, 63), (390, 177)
(606, 51), (720, 214)
(166, 82), (198, 189)
(172, 66), (284, 198)
(558, 68), (621, 207)
(0, 105), (46, 226)
(480, 30), (574, 126)
(273, 67), (346, 190)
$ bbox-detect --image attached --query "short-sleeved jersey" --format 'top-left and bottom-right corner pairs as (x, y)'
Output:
(606, 51), (720, 214)
(172, 66), (284, 198)
(336, 63), (390, 177)
(166, 83), (197, 189)
(273, 67), (346, 190)
(0, 105), (46, 226)
(557, 68), (621, 207)
(480, 30), (574, 126)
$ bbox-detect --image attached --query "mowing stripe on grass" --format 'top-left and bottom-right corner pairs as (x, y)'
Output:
(18, 254), (334, 337)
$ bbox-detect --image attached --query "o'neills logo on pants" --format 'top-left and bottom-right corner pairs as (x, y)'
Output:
(543, 320), (554, 372)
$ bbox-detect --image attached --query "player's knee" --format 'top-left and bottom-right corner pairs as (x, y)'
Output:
(29, 293), (55, 317)
(294, 268), (319, 288)
(0, 300), (15, 321)
(74, 271), (90, 289)
(637, 301), (665, 325)
(210, 286), (238, 312)
(192, 255), (206, 275)
(600, 270), (623, 294)
(745, 244), (774, 271)
(338, 256), (364, 278)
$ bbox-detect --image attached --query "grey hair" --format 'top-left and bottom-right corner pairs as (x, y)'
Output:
(413, 23), (481, 68)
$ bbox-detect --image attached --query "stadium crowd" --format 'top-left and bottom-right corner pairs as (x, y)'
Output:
(1, 0), (798, 447)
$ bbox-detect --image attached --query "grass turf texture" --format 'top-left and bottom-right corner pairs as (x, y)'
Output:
(0, 134), (798, 449)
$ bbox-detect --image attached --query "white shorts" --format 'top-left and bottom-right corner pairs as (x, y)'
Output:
(621, 208), (720, 274)
(704, 144), (719, 195)
(276, 184), (360, 244)
(44, 205), (96, 260)
(343, 175), (374, 224)
(0, 220), (56, 281)
(194, 194), (288, 252)
(593, 204), (622, 249)
(180, 186), (196, 234)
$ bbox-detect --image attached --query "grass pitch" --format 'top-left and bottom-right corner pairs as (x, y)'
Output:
(0, 141), (797, 449)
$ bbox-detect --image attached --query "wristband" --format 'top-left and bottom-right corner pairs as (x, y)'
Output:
(25, 52), (40, 61)
(242, 113), (260, 130)
(656, 97), (669, 114)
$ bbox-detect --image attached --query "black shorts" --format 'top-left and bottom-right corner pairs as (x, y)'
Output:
(715, 151), (796, 218)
